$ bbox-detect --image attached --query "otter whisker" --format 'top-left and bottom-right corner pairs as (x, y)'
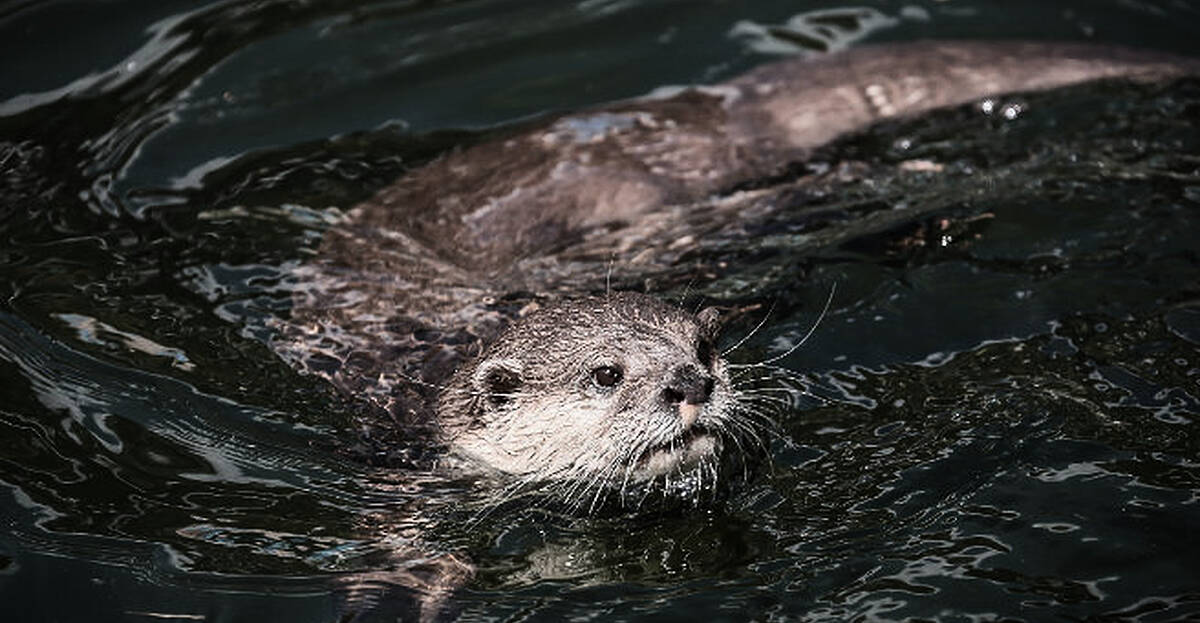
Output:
(562, 467), (602, 512)
(484, 459), (557, 502)
(721, 416), (770, 459)
(723, 410), (777, 451)
(715, 425), (754, 482)
(729, 372), (811, 396)
(745, 382), (829, 409)
(735, 385), (793, 400)
(555, 436), (621, 510)
(757, 282), (836, 367)
(728, 363), (813, 380)
(735, 390), (792, 407)
(465, 478), (533, 528)
(617, 446), (644, 504)
(721, 299), (778, 358)
(733, 405), (784, 439)
(678, 277), (697, 310)
(563, 447), (618, 513)
(584, 450), (630, 514)
(728, 363), (819, 391)
(731, 373), (808, 390)
(732, 388), (796, 406)
(550, 463), (600, 507)
(732, 367), (830, 409)
(732, 395), (792, 417)
(728, 367), (811, 391)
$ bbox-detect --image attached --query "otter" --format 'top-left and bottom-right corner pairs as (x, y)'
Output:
(278, 40), (1200, 494)
(280, 39), (1200, 622)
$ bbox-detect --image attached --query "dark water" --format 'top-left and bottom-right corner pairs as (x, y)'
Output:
(3, 1), (1200, 621)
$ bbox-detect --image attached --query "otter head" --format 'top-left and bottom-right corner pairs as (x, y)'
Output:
(437, 292), (747, 505)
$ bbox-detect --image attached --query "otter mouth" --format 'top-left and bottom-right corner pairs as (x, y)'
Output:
(634, 426), (719, 478)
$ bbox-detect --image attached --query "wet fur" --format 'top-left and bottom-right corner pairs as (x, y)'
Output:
(278, 40), (1200, 484)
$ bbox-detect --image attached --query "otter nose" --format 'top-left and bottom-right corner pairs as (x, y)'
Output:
(662, 365), (715, 405)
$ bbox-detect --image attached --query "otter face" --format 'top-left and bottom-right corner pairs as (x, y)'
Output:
(438, 293), (757, 505)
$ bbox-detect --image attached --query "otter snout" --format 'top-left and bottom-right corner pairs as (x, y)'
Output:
(662, 365), (715, 429)
(663, 365), (714, 405)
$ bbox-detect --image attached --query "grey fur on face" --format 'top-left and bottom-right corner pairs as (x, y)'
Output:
(437, 292), (757, 506)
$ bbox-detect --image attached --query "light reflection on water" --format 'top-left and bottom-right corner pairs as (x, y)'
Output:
(2, 1), (1200, 621)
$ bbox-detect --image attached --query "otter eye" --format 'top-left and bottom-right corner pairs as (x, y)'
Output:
(591, 365), (623, 388)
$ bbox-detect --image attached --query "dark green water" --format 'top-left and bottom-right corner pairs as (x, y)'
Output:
(3, 1), (1200, 621)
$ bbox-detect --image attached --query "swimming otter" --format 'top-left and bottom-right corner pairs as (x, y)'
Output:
(279, 39), (1200, 622)
(278, 40), (1200, 487)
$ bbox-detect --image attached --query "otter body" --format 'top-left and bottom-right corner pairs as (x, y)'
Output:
(349, 40), (1197, 273)
(279, 40), (1200, 493)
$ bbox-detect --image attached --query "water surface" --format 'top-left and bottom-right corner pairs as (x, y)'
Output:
(2, 1), (1200, 621)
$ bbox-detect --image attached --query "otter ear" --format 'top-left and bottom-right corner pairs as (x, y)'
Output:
(697, 306), (722, 340)
(471, 358), (523, 408)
